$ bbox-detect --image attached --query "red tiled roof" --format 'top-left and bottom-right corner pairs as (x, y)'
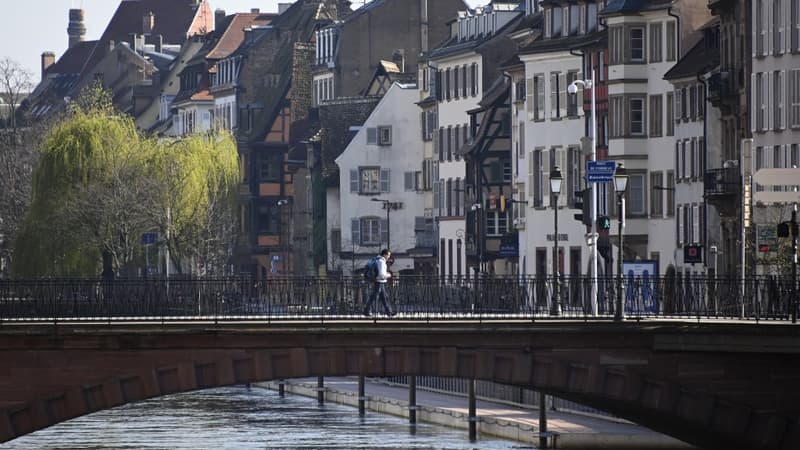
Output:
(46, 41), (97, 75)
(206, 12), (276, 60)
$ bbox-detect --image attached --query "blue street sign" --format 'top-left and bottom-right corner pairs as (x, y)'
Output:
(141, 232), (157, 245)
(587, 160), (616, 182)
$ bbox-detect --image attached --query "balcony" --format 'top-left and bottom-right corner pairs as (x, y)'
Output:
(704, 167), (741, 216)
(707, 71), (740, 108)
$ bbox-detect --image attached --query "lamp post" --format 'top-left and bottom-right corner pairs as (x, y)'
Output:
(277, 199), (290, 275)
(613, 163), (628, 322)
(550, 166), (563, 316)
(371, 198), (399, 250)
(568, 68), (598, 316)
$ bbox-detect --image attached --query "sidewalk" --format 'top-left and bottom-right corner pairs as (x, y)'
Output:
(259, 377), (694, 449)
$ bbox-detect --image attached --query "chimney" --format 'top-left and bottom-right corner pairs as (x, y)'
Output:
(392, 49), (405, 72)
(215, 9), (226, 28)
(251, 8), (260, 13)
(41, 51), (55, 79)
(142, 11), (154, 34)
(67, 9), (86, 49)
(278, 3), (292, 14)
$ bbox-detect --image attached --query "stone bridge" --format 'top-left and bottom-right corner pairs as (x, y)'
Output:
(0, 321), (797, 449)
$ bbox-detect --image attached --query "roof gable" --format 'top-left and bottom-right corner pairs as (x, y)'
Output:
(206, 12), (276, 60)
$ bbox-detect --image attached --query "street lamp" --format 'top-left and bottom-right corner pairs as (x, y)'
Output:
(550, 166), (563, 316)
(613, 163), (628, 322)
(569, 69), (598, 316)
(371, 198), (397, 250)
(277, 199), (290, 275)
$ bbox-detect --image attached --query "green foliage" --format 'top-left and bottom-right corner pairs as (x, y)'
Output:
(13, 85), (239, 278)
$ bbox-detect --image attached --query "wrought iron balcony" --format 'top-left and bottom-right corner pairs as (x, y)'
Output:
(706, 70), (739, 107)
(704, 167), (740, 197)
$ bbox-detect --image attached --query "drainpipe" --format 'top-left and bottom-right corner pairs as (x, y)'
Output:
(697, 72), (709, 270)
(667, 6), (681, 58)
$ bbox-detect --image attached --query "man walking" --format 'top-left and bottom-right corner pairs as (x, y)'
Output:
(363, 249), (395, 317)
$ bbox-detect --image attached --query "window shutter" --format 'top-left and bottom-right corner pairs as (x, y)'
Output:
(528, 150), (535, 198)
(526, 78), (534, 120)
(576, 71), (584, 117)
(350, 169), (359, 192)
(405, 171), (414, 191)
(692, 204), (700, 244)
(556, 148), (567, 206)
(351, 218), (361, 246)
(542, 149), (551, 201)
(674, 88), (682, 122)
(380, 169), (390, 192)
(751, 73), (757, 132)
(677, 206), (684, 246)
(766, 72), (773, 130)
(550, 72), (559, 118)
(781, 70), (787, 130)
(472, 63), (478, 96)
(559, 72), (568, 118)
(433, 181), (440, 211)
(380, 219), (389, 245)
(366, 128), (377, 144)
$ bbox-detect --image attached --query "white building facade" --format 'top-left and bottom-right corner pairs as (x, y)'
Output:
(333, 83), (428, 274)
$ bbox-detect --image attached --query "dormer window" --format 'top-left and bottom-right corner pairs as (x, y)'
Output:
(552, 7), (563, 37)
(587, 3), (598, 33)
(569, 5), (579, 35)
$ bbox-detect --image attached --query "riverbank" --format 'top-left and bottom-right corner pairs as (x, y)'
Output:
(258, 378), (694, 449)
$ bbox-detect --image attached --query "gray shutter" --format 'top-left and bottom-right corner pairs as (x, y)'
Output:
(433, 181), (440, 210)
(404, 171), (414, 191)
(380, 219), (389, 245)
(351, 218), (361, 246)
(350, 169), (359, 192)
(380, 169), (390, 192)
(415, 216), (426, 231)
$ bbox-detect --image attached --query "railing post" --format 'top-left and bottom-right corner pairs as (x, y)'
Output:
(409, 374), (417, 425)
(468, 378), (476, 442)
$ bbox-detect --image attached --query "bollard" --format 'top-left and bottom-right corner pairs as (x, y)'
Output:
(358, 375), (366, 416)
(539, 391), (548, 449)
(468, 378), (476, 442)
(317, 376), (325, 405)
(278, 379), (285, 397)
(409, 375), (417, 425)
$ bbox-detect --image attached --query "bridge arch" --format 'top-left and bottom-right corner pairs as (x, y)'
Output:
(0, 322), (797, 450)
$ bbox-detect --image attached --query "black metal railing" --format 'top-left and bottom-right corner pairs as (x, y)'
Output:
(0, 276), (795, 322)
(704, 167), (740, 197)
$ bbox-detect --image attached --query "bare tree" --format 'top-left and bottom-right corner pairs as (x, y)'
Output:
(0, 58), (34, 132)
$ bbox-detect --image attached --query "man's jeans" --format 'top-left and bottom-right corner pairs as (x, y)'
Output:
(364, 282), (393, 315)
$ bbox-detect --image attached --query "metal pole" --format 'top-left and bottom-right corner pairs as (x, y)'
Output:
(358, 375), (366, 416)
(278, 379), (285, 397)
(409, 375), (417, 425)
(590, 67), (598, 317)
(552, 192), (561, 315)
(792, 205), (797, 323)
(317, 376), (324, 405)
(615, 195), (625, 322)
(538, 392), (548, 449)
(468, 378), (476, 442)
(386, 203), (391, 250)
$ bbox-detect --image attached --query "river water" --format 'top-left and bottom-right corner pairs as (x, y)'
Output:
(3, 386), (532, 449)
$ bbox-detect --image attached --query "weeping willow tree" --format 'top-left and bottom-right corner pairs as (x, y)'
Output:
(13, 84), (239, 278)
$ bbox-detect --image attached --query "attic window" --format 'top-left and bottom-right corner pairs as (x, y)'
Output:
(378, 126), (392, 146)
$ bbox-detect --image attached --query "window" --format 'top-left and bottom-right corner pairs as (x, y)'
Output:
(353, 217), (386, 246)
(630, 27), (645, 62)
(649, 23), (662, 62)
(630, 98), (645, 135)
(256, 205), (280, 234)
(628, 173), (646, 216)
(566, 70), (581, 116)
(378, 125), (392, 146)
(666, 171), (675, 216)
(534, 74), (545, 120)
(649, 95), (662, 137)
(550, 72), (562, 119)
(666, 21), (676, 61)
(793, 0), (800, 52)
(666, 92), (674, 135)
(756, 72), (766, 130)
(756, 0), (766, 55)
(552, 7), (563, 37)
(569, 4), (579, 35)
(610, 96), (624, 137)
(587, 3), (598, 33)
(445, 68), (451, 100)
(486, 211), (509, 236)
(259, 153), (282, 182)
(360, 168), (380, 193)
(471, 63), (478, 96)
(650, 172), (664, 218)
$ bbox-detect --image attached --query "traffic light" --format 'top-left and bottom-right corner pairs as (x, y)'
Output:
(573, 189), (591, 226)
(597, 215), (611, 230)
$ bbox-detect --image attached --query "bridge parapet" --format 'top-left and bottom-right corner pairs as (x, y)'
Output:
(0, 276), (794, 322)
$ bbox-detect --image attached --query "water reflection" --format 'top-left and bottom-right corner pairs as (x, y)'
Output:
(5, 386), (533, 450)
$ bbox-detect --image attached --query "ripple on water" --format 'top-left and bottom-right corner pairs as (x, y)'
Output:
(3, 387), (535, 450)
